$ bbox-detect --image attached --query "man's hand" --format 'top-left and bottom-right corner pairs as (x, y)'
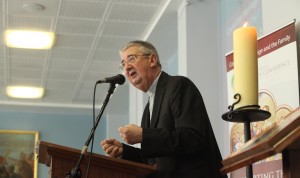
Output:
(100, 138), (123, 158)
(119, 124), (142, 145)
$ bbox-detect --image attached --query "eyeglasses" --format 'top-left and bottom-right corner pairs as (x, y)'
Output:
(119, 54), (150, 71)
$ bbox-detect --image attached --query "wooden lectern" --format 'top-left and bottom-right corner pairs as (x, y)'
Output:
(37, 141), (156, 178)
(221, 106), (300, 178)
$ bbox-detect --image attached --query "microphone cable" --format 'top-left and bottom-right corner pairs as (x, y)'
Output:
(85, 82), (98, 178)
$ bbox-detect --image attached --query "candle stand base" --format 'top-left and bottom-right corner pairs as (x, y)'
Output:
(222, 105), (271, 178)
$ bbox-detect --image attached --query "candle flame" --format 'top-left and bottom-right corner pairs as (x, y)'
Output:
(243, 22), (248, 28)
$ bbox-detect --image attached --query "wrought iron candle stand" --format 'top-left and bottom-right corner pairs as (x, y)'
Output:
(222, 94), (271, 178)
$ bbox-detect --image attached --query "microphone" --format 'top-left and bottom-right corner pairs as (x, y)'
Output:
(97, 74), (126, 85)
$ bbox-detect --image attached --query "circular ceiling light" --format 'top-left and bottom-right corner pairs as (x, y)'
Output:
(22, 3), (45, 12)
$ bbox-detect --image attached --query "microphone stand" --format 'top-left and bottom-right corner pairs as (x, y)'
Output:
(66, 83), (117, 178)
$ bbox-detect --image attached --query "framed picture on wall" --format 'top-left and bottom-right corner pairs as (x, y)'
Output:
(0, 130), (38, 178)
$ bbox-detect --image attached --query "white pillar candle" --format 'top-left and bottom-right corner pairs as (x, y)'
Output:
(233, 24), (258, 109)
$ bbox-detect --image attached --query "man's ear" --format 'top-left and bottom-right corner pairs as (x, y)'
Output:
(149, 55), (158, 67)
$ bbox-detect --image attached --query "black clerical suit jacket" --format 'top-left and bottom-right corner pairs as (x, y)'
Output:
(122, 71), (227, 178)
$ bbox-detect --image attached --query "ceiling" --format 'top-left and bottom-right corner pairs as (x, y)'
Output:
(0, 0), (181, 114)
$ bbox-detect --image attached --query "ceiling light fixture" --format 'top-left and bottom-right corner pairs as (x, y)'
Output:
(4, 30), (55, 49)
(22, 3), (45, 12)
(6, 86), (45, 99)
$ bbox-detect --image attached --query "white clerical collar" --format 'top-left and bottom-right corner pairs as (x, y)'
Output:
(146, 71), (161, 97)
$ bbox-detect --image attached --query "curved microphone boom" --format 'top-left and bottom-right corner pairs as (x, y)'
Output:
(97, 74), (125, 85)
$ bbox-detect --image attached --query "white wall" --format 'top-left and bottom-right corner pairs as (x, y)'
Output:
(178, 0), (229, 157)
(262, 0), (300, 59)
(262, 0), (300, 34)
